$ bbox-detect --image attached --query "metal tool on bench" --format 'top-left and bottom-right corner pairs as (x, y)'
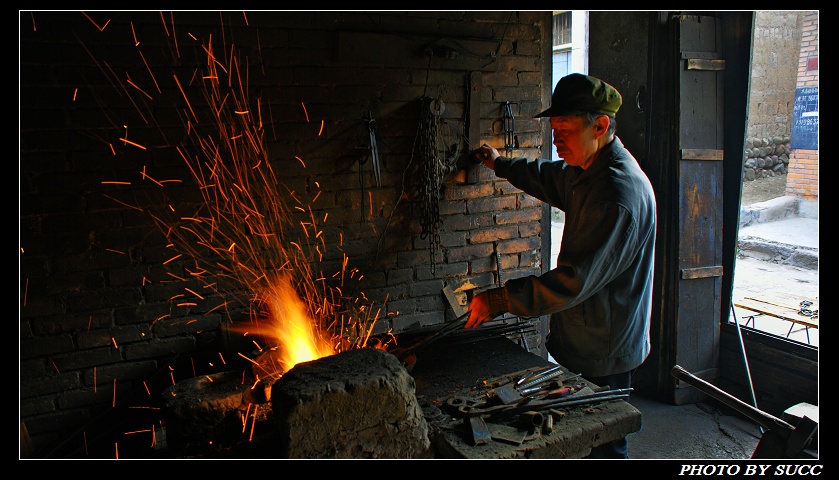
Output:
(456, 386), (633, 419)
(671, 365), (818, 459)
(493, 365), (566, 404)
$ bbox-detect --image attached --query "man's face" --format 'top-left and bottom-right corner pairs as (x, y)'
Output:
(549, 115), (601, 169)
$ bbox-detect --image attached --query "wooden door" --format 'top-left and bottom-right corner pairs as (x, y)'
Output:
(671, 14), (726, 404)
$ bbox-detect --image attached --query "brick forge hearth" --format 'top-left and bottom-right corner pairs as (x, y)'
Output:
(161, 347), (431, 459)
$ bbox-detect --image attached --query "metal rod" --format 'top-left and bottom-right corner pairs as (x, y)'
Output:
(731, 303), (764, 434)
(671, 365), (793, 438)
(517, 366), (563, 390)
(397, 310), (470, 360)
(516, 364), (558, 386)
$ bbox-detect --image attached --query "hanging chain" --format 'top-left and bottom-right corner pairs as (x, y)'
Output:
(417, 96), (446, 273)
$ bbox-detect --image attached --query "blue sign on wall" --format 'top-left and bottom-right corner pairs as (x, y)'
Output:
(791, 86), (818, 150)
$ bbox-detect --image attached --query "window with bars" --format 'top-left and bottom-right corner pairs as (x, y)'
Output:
(552, 11), (572, 48)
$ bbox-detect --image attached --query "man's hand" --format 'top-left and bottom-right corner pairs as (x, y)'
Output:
(475, 144), (500, 170)
(465, 291), (492, 329)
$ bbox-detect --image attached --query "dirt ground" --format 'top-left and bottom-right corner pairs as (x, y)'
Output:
(740, 174), (787, 206)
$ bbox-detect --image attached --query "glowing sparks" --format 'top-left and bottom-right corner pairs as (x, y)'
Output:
(172, 74), (197, 120)
(139, 51), (161, 94)
(82, 11), (110, 32)
(101, 194), (143, 211)
(184, 287), (205, 299)
(79, 16), (385, 409)
(119, 137), (147, 150)
(130, 21), (139, 46)
(237, 352), (259, 365)
(163, 254), (183, 264)
(301, 102), (309, 122)
(126, 77), (152, 100)
(249, 405), (258, 441)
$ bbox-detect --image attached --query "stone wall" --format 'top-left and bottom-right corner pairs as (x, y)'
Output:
(743, 135), (790, 181)
(742, 12), (798, 184)
(746, 11), (802, 141)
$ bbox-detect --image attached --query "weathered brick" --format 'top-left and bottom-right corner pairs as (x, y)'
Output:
(51, 347), (123, 371)
(20, 334), (75, 359)
(123, 337), (197, 361)
(446, 242), (494, 263)
(21, 371), (83, 398)
(469, 225), (519, 244)
(81, 360), (159, 386)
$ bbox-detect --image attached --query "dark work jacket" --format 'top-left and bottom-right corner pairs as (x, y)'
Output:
(491, 137), (657, 377)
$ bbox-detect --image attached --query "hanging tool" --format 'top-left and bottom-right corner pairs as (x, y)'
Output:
(494, 242), (504, 287)
(417, 96), (444, 273)
(503, 101), (518, 157)
(365, 112), (382, 187)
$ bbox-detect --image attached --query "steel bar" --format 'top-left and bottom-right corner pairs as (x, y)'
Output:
(485, 392), (632, 419)
(517, 366), (563, 390)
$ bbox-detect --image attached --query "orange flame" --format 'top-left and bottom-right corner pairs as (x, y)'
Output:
(262, 274), (335, 373)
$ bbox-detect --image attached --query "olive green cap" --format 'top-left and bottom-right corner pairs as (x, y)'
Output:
(534, 73), (622, 118)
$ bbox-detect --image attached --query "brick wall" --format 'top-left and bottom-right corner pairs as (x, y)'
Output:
(786, 11), (819, 200)
(786, 149), (819, 198)
(19, 11), (552, 457)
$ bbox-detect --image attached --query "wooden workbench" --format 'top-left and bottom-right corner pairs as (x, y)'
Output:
(733, 293), (818, 343)
(409, 335), (642, 459)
